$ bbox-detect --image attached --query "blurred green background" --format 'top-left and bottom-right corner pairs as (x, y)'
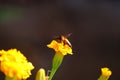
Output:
(0, 0), (120, 80)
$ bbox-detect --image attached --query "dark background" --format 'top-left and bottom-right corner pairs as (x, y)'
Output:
(0, 0), (120, 80)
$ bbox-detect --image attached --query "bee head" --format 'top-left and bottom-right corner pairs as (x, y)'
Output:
(54, 33), (72, 47)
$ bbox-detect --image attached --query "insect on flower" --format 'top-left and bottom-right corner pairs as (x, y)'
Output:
(54, 33), (72, 48)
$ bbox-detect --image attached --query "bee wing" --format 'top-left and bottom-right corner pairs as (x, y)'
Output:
(64, 33), (72, 38)
(64, 38), (72, 47)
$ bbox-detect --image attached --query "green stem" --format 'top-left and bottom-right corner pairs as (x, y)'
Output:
(5, 76), (16, 80)
(98, 75), (109, 80)
(48, 53), (64, 80)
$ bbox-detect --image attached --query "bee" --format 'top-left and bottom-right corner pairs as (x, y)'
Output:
(54, 33), (72, 48)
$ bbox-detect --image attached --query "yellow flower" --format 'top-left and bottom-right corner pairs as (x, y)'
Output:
(0, 49), (34, 80)
(47, 40), (72, 55)
(101, 67), (112, 78)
